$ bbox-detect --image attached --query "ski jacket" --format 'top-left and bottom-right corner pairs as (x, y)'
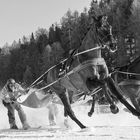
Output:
(0, 82), (25, 103)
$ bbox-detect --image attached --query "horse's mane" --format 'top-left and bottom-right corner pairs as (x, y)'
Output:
(79, 26), (98, 51)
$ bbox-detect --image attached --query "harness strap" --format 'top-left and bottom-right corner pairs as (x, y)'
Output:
(68, 58), (106, 75)
(115, 70), (140, 76)
(119, 80), (140, 86)
(60, 58), (106, 93)
(32, 58), (106, 92)
(29, 46), (102, 89)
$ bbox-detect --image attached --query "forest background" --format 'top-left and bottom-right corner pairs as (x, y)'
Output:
(0, 0), (140, 88)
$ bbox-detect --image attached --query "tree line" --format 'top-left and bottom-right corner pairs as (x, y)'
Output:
(0, 0), (140, 87)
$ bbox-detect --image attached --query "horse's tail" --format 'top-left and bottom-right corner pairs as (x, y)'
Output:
(106, 76), (140, 117)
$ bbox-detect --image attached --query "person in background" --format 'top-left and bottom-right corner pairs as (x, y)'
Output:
(0, 78), (30, 130)
(46, 90), (59, 126)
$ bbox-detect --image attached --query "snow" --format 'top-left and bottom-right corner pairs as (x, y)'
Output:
(0, 100), (140, 140)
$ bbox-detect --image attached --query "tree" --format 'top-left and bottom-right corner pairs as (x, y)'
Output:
(23, 65), (33, 86)
(109, 0), (135, 66)
(55, 25), (62, 42)
(61, 9), (82, 51)
(49, 24), (56, 44)
(36, 34), (48, 54)
(41, 44), (52, 72)
(30, 33), (35, 43)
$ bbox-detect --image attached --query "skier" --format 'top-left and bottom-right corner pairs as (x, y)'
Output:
(0, 78), (30, 130)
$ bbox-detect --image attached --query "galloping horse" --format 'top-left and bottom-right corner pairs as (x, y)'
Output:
(32, 16), (140, 129)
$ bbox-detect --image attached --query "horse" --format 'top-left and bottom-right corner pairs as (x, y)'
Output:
(114, 55), (140, 113)
(31, 15), (140, 129)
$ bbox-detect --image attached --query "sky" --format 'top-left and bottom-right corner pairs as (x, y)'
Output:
(0, 0), (91, 47)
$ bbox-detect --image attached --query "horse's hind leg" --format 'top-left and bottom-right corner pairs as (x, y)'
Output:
(58, 91), (86, 129)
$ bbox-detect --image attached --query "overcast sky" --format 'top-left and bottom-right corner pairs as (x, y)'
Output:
(0, 0), (91, 47)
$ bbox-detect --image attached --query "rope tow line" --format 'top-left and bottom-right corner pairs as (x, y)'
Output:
(28, 46), (102, 89)
(29, 58), (104, 92)
(111, 70), (140, 76)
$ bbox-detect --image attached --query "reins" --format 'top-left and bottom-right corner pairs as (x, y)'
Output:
(28, 46), (102, 90)
(110, 70), (140, 78)
(28, 27), (97, 89)
(115, 70), (140, 76)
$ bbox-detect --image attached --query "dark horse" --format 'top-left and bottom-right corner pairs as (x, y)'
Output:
(114, 56), (140, 113)
(33, 16), (140, 129)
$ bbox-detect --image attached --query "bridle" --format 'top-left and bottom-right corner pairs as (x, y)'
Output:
(65, 21), (117, 68)
(96, 23), (117, 52)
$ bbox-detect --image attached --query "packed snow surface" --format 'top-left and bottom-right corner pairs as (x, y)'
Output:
(0, 100), (140, 140)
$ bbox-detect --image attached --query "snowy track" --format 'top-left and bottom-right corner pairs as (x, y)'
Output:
(1, 102), (140, 140)
(0, 125), (140, 140)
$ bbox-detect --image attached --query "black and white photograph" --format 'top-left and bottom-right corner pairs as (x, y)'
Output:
(0, 0), (140, 139)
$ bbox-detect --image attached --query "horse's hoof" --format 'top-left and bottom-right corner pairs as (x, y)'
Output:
(88, 111), (93, 117)
(110, 105), (119, 114)
(82, 126), (87, 129)
(80, 127), (95, 132)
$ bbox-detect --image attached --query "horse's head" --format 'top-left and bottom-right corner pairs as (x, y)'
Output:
(77, 15), (117, 61)
(95, 15), (117, 52)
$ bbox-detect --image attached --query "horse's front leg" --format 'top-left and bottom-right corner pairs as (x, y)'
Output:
(59, 91), (86, 129)
(64, 90), (73, 117)
(102, 82), (119, 114)
(63, 91), (71, 128)
(88, 95), (96, 117)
